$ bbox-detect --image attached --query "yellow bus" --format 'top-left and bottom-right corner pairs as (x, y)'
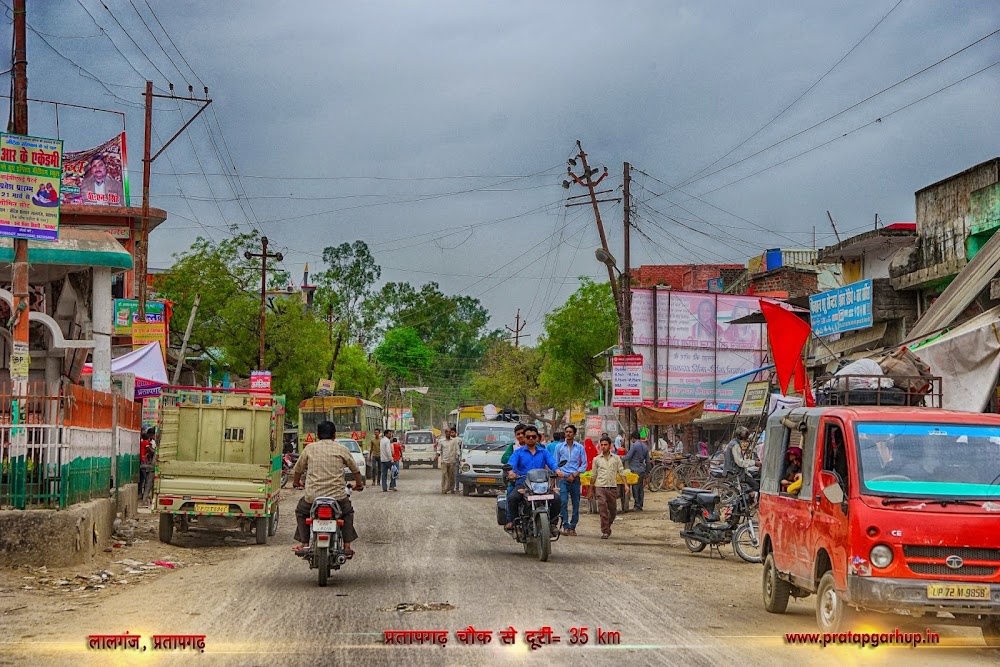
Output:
(298, 396), (384, 450)
(448, 405), (485, 434)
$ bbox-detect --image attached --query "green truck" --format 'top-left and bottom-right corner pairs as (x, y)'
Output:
(153, 388), (283, 545)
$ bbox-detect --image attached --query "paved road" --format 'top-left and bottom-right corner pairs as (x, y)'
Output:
(1, 467), (996, 665)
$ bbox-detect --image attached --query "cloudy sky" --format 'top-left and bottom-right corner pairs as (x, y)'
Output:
(6, 0), (999, 342)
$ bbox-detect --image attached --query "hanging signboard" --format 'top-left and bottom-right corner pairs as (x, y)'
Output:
(132, 321), (167, 362)
(809, 279), (873, 337)
(611, 354), (644, 407)
(60, 133), (129, 207)
(250, 370), (272, 392)
(736, 381), (771, 418)
(114, 298), (166, 335)
(9, 341), (29, 381)
(0, 133), (63, 241)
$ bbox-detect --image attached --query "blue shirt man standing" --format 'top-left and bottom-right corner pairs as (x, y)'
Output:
(505, 425), (563, 530)
(621, 431), (651, 511)
(555, 424), (586, 535)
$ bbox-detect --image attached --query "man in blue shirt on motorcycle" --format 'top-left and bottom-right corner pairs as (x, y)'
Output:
(505, 425), (563, 532)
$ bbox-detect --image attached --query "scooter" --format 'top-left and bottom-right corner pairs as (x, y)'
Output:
(668, 473), (761, 563)
(497, 464), (563, 562)
(296, 485), (357, 587)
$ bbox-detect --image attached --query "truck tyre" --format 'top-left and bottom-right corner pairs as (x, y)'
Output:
(267, 505), (279, 537)
(462, 483), (474, 496)
(158, 514), (173, 544)
(317, 547), (329, 587)
(763, 553), (791, 613)
(981, 618), (1000, 647)
(255, 517), (269, 544)
(815, 571), (855, 633)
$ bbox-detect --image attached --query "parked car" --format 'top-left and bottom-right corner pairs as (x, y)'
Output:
(758, 404), (1000, 644)
(458, 421), (517, 496)
(336, 438), (367, 478)
(402, 430), (438, 468)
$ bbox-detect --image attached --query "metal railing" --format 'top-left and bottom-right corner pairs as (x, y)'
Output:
(814, 375), (942, 408)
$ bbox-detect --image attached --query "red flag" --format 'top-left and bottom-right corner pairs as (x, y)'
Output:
(759, 299), (812, 398)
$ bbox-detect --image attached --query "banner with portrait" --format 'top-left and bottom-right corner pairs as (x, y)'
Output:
(631, 290), (768, 412)
(61, 133), (130, 207)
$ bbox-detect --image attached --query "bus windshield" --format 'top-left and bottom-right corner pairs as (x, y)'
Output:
(855, 422), (1000, 499)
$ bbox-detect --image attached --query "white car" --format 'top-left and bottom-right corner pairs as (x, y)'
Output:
(337, 439), (367, 478)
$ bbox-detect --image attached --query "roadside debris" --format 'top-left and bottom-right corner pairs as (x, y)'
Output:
(380, 602), (455, 613)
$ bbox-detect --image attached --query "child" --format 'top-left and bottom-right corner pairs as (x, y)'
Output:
(781, 446), (803, 495)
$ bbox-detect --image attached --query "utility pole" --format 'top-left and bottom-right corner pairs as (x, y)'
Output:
(10, 0), (29, 399)
(171, 293), (200, 385)
(622, 162), (635, 436)
(826, 210), (842, 244)
(137, 82), (212, 319)
(244, 236), (283, 371)
(505, 309), (526, 348)
(566, 140), (623, 321)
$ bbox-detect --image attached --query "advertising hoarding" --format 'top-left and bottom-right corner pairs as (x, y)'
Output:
(611, 354), (643, 407)
(808, 279), (873, 337)
(60, 133), (129, 207)
(0, 133), (63, 241)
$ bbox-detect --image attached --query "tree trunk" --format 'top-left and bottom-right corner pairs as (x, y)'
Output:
(329, 328), (345, 378)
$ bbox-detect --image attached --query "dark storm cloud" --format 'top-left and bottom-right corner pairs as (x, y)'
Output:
(8, 0), (999, 341)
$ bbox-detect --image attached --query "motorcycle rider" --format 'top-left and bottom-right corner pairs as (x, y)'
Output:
(292, 421), (364, 558)
(504, 425), (562, 532)
(723, 426), (756, 477)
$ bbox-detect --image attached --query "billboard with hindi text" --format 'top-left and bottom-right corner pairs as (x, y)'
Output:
(630, 290), (767, 412)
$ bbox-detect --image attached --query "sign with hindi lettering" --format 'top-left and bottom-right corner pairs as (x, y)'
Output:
(0, 133), (63, 241)
(114, 298), (166, 335)
(809, 279), (873, 337)
(250, 371), (272, 392)
(60, 133), (129, 207)
(612, 354), (644, 407)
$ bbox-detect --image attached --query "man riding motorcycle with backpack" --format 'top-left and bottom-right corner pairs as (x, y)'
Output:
(504, 425), (563, 532)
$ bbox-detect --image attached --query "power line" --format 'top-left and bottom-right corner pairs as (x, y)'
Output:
(141, 0), (204, 87)
(678, 25), (1000, 190)
(126, 0), (192, 87)
(92, 0), (172, 84)
(678, 0), (906, 187)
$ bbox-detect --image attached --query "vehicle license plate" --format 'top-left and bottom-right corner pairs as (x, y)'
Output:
(411, 446), (425, 451)
(194, 503), (228, 513)
(926, 584), (990, 600)
(312, 520), (338, 533)
(527, 494), (554, 501)
(477, 477), (495, 484)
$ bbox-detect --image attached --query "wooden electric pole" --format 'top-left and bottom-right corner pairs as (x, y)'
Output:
(623, 161), (635, 436)
(244, 236), (283, 371)
(10, 0), (29, 398)
(505, 309), (526, 348)
(137, 82), (212, 318)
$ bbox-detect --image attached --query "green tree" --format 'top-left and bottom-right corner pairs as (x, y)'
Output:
(539, 278), (617, 405)
(332, 345), (380, 398)
(373, 327), (434, 384)
(315, 240), (381, 369)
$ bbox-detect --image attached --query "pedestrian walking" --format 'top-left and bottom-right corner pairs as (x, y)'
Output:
(380, 429), (394, 491)
(555, 425), (586, 536)
(547, 428), (563, 457)
(621, 430), (650, 511)
(370, 429), (382, 486)
(391, 437), (402, 490)
(590, 436), (626, 539)
(439, 426), (462, 494)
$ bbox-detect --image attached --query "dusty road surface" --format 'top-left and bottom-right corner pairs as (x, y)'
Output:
(1, 467), (996, 666)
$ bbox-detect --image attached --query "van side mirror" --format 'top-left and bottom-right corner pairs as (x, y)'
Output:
(819, 470), (845, 504)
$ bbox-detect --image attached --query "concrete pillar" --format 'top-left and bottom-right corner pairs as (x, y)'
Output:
(92, 267), (113, 393)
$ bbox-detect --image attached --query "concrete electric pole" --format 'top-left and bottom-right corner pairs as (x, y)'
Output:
(244, 236), (283, 371)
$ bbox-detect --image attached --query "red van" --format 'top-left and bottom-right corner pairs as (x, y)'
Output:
(758, 405), (1000, 645)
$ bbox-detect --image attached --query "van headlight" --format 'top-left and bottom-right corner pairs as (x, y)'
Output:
(461, 464), (471, 473)
(870, 544), (893, 568)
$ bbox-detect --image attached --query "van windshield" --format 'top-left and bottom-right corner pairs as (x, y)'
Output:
(855, 422), (1000, 499)
(462, 426), (515, 449)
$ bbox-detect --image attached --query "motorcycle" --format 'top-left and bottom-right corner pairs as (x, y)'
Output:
(296, 485), (358, 586)
(280, 451), (299, 488)
(497, 463), (564, 562)
(668, 473), (761, 563)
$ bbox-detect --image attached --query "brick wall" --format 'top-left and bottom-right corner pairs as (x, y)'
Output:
(633, 264), (744, 290)
(750, 267), (818, 299)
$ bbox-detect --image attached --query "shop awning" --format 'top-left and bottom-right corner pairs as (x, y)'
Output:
(0, 228), (132, 269)
(637, 401), (705, 426)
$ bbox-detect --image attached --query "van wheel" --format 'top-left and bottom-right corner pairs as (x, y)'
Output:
(267, 505), (279, 537)
(462, 484), (474, 496)
(762, 553), (791, 613)
(403, 461), (410, 469)
(982, 617), (1000, 647)
(816, 571), (855, 632)
(158, 514), (173, 544)
(255, 517), (269, 545)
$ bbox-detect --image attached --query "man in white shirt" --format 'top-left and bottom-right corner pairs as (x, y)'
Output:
(438, 427), (462, 495)
(614, 431), (624, 452)
(379, 430), (395, 492)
